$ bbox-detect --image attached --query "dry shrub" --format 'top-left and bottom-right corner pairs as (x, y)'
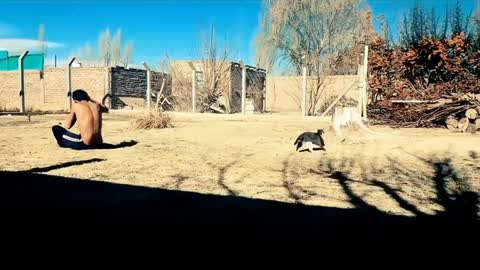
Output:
(130, 109), (173, 129)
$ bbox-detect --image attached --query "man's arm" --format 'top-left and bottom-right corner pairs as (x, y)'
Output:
(63, 110), (77, 129)
(90, 94), (110, 113)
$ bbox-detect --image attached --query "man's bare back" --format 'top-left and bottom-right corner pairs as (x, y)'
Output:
(67, 101), (104, 145)
(52, 89), (108, 150)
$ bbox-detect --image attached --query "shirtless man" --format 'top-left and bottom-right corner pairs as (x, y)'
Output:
(52, 89), (109, 150)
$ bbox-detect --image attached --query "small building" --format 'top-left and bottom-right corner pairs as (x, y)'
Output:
(171, 60), (267, 113)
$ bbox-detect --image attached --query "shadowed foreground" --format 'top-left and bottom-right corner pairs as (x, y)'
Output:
(1, 157), (478, 241)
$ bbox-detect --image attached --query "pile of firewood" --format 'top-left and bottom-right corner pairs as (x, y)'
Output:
(444, 94), (480, 133)
(367, 34), (480, 129)
(370, 93), (480, 130)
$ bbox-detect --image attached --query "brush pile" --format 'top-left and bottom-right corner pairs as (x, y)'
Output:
(367, 34), (480, 131)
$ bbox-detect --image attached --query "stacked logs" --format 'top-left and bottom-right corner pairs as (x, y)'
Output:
(446, 106), (480, 134)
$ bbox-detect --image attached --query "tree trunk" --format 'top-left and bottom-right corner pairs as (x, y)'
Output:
(475, 118), (480, 131)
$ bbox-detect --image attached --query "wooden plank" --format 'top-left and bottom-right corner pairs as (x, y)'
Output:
(160, 98), (172, 106)
(155, 78), (166, 108)
(391, 100), (434, 104)
(362, 45), (368, 120)
(209, 104), (225, 114)
(357, 54), (363, 113)
(319, 78), (360, 118)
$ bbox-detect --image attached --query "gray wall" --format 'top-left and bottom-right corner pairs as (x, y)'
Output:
(110, 67), (172, 109)
(110, 67), (147, 109)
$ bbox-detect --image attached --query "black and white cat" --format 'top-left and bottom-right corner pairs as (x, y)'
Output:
(293, 129), (326, 152)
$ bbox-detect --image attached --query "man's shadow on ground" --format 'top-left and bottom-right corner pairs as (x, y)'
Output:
(97, 140), (138, 149)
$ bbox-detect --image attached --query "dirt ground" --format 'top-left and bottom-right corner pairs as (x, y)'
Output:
(1, 111), (479, 218)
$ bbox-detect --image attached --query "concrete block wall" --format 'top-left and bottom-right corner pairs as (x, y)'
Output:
(0, 67), (107, 111)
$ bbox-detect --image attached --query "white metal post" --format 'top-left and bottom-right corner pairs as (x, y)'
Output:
(358, 53), (364, 114)
(187, 62), (198, 113)
(143, 62), (152, 109)
(192, 70), (196, 113)
(147, 70), (151, 109)
(18, 51), (29, 113)
(302, 66), (307, 117)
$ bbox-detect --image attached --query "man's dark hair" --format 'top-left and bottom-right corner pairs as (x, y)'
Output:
(71, 89), (90, 102)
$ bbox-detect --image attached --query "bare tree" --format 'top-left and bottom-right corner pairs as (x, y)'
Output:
(75, 43), (97, 65)
(377, 15), (392, 48)
(198, 25), (231, 112)
(111, 29), (122, 66)
(99, 28), (111, 67)
(157, 53), (171, 73)
(163, 25), (232, 112)
(255, 0), (373, 115)
(38, 23), (47, 57)
(472, 1), (480, 47)
(121, 42), (133, 68)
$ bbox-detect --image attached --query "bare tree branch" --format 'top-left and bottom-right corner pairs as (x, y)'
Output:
(112, 29), (122, 67)
(121, 42), (133, 68)
(99, 28), (111, 67)
(255, 0), (372, 115)
(198, 25), (232, 112)
(38, 23), (47, 57)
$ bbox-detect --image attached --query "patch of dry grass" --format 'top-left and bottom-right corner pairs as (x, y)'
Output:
(129, 109), (173, 129)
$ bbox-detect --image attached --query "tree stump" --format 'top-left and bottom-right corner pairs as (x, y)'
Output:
(332, 106), (363, 136)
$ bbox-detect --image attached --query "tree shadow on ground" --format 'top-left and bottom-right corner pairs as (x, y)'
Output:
(0, 155), (478, 241)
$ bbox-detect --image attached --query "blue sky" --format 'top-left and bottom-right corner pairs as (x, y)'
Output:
(0, 0), (477, 67)
(369, 0), (477, 38)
